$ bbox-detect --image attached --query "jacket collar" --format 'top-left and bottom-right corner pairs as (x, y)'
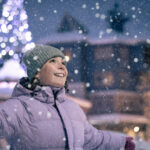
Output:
(12, 78), (66, 104)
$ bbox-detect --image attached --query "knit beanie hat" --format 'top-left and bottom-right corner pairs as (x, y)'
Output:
(22, 45), (65, 81)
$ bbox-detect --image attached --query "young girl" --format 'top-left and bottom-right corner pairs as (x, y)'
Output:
(0, 45), (135, 150)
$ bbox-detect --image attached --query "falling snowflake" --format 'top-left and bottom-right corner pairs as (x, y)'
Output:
(132, 14), (136, 19)
(86, 82), (90, 87)
(125, 32), (130, 36)
(102, 69), (105, 72)
(53, 10), (57, 14)
(62, 137), (66, 141)
(95, 13), (100, 18)
(117, 58), (121, 62)
(41, 86), (46, 90)
(72, 90), (76, 94)
(134, 58), (138, 63)
(127, 65), (131, 69)
(39, 16), (44, 21)
(60, 47), (64, 51)
(91, 90), (95, 93)
(134, 35), (137, 38)
(78, 30), (83, 34)
(100, 14), (106, 20)
(37, 0), (42, 3)
(111, 53), (114, 57)
(82, 4), (86, 9)
(131, 6), (136, 11)
(6, 145), (11, 150)
(146, 39), (150, 44)
(17, 138), (21, 142)
(38, 111), (43, 116)
(74, 69), (79, 74)
(47, 112), (51, 118)
(33, 55), (38, 60)
(106, 28), (112, 34)
(14, 108), (17, 112)
(37, 68), (40, 72)
(27, 83), (31, 88)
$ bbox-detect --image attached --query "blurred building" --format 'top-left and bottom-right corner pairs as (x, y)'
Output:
(37, 13), (150, 141)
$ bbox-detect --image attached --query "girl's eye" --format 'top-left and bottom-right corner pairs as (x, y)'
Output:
(49, 59), (56, 63)
(62, 62), (66, 65)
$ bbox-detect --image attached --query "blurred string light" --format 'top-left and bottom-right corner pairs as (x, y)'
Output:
(0, 0), (35, 66)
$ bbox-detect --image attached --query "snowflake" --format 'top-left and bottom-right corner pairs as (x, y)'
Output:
(29, 98), (34, 101)
(106, 28), (112, 34)
(131, 6), (136, 11)
(63, 137), (66, 141)
(39, 16), (44, 21)
(37, 68), (40, 72)
(86, 82), (90, 87)
(82, 4), (86, 9)
(47, 112), (51, 118)
(125, 32), (129, 36)
(78, 30), (83, 34)
(127, 65), (130, 69)
(100, 14), (106, 20)
(33, 55), (38, 60)
(102, 69), (105, 72)
(37, 0), (42, 3)
(60, 47), (64, 51)
(72, 54), (76, 58)
(95, 13), (100, 18)
(132, 14), (136, 19)
(27, 83), (31, 88)
(41, 86), (46, 90)
(38, 111), (43, 116)
(17, 138), (21, 142)
(111, 53), (114, 57)
(53, 10), (57, 14)
(6, 145), (11, 150)
(134, 35), (137, 38)
(146, 39), (150, 44)
(134, 58), (138, 63)
(91, 90), (95, 93)
(74, 69), (79, 74)
(72, 90), (76, 94)
(96, 5), (100, 10)
(14, 108), (17, 112)
(117, 58), (121, 62)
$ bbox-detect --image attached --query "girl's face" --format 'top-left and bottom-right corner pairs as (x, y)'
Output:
(36, 57), (68, 88)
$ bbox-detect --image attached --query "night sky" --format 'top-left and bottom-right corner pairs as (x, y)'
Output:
(0, 0), (150, 43)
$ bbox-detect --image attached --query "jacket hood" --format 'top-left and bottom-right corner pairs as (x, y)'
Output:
(11, 78), (66, 104)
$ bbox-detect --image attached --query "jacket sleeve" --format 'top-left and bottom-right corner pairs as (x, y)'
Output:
(0, 99), (21, 139)
(83, 119), (126, 150)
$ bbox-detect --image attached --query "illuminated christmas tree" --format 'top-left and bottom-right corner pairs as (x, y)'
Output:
(0, 0), (35, 68)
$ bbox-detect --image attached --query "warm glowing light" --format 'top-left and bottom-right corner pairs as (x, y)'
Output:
(1, 42), (6, 48)
(25, 31), (32, 41)
(8, 50), (14, 56)
(1, 50), (7, 56)
(134, 126), (140, 132)
(65, 56), (70, 62)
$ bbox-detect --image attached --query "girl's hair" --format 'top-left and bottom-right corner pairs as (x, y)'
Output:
(20, 77), (69, 93)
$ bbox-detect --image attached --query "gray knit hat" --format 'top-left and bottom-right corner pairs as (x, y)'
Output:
(23, 45), (65, 81)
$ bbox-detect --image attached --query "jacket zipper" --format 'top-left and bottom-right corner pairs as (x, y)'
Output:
(53, 95), (69, 150)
